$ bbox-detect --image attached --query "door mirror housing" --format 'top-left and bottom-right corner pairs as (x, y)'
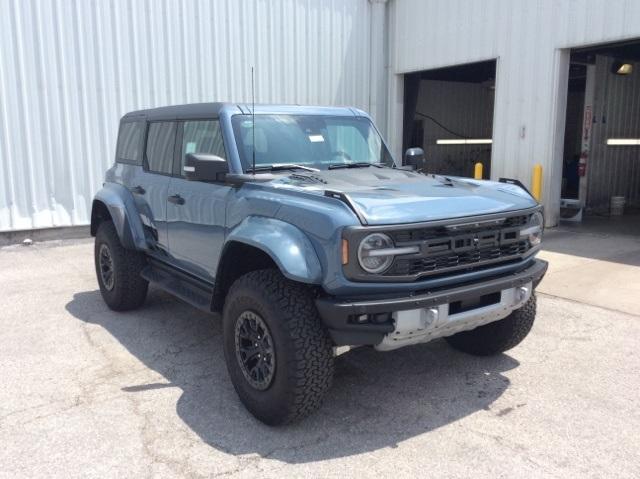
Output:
(184, 153), (228, 182)
(404, 147), (426, 171)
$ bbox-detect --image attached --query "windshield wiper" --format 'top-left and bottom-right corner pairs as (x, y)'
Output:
(328, 162), (384, 170)
(246, 163), (319, 173)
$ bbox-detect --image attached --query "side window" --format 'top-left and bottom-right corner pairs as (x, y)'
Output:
(145, 122), (177, 175)
(181, 120), (226, 173)
(116, 121), (144, 164)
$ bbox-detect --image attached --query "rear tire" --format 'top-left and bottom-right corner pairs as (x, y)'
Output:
(445, 294), (537, 356)
(222, 269), (334, 425)
(94, 221), (148, 311)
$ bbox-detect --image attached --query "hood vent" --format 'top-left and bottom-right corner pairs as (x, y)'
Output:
(288, 173), (327, 184)
(373, 173), (391, 180)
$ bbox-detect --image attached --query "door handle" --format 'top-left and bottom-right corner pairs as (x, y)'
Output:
(130, 185), (146, 195)
(168, 194), (185, 205)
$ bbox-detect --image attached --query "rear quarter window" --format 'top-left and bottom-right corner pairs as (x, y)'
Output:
(145, 122), (177, 175)
(116, 121), (144, 164)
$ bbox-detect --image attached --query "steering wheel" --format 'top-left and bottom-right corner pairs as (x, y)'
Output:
(331, 150), (352, 163)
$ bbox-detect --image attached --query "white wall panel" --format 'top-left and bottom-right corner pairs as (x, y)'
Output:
(389, 0), (640, 226)
(0, 0), (373, 232)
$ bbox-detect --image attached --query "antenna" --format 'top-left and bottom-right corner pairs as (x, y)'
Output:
(251, 66), (256, 176)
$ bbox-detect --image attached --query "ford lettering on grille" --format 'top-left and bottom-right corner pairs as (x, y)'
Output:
(386, 214), (533, 279)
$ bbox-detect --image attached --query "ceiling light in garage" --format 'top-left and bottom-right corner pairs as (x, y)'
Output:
(607, 138), (640, 145)
(611, 61), (633, 75)
(436, 139), (493, 145)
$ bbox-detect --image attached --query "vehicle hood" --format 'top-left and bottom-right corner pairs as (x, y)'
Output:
(270, 168), (538, 225)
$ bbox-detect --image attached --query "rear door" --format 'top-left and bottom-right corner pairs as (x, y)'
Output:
(166, 119), (232, 280)
(122, 121), (176, 254)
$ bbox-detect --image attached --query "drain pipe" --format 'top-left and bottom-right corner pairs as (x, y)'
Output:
(369, 0), (389, 134)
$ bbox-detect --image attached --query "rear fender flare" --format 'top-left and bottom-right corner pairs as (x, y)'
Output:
(91, 183), (147, 250)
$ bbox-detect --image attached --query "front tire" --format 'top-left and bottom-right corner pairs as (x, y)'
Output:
(222, 269), (334, 425)
(445, 294), (537, 356)
(94, 221), (148, 311)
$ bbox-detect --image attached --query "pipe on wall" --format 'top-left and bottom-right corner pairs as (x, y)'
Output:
(368, 0), (389, 133)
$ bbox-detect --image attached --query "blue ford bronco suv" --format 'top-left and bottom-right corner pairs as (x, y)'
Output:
(92, 103), (547, 425)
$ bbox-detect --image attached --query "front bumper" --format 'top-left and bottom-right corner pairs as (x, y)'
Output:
(316, 258), (548, 347)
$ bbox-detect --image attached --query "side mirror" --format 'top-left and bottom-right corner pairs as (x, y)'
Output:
(184, 153), (228, 182)
(404, 147), (426, 171)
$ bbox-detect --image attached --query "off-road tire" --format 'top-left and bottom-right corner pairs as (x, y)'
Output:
(94, 221), (148, 311)
(445, 294), (537, 356)
(222, 269), (334, 425)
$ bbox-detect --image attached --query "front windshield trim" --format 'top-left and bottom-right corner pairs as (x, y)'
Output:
(231, 113), (395, 173)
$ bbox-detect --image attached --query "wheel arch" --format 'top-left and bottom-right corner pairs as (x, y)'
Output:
(91, 200), (112, 236)
(211, 217), (323, 312)
(91, 183), (147, 250)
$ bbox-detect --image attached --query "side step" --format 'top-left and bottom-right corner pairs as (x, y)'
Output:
(141, 260), (213, 312)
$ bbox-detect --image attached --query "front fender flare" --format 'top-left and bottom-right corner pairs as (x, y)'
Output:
(226, 217), (323, 284)
(92, 183), (147, 250)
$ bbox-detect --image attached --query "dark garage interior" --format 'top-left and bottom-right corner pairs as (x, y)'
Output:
(561, 39), (640, 228)
(403, 60), (496, 178)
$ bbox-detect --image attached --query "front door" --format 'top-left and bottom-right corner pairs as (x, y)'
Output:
(167, 119), (232, 280)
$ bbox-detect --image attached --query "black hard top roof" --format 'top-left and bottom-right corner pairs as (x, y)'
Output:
(120, 102), (367, 123)
(121, 102), (228, 122)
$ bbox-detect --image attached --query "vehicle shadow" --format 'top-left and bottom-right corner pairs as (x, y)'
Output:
(66, 288), (519, 463)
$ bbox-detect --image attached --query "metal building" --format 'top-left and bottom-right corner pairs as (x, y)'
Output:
(388, 0), (640, 226)
(0, 0), (384, 232)
(2, 0), (640, 232)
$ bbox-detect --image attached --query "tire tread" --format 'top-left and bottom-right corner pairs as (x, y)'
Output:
(223, 269), (334, 424)
(95, 221), (148, 311)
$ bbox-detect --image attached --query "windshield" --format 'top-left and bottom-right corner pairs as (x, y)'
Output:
(231, 114), (394, 171)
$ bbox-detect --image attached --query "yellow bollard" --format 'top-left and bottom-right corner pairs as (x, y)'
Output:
(531, 164), (543, 202)
(474, 162), (483, 180)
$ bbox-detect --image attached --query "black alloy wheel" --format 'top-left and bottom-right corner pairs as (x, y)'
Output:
(234, 310), (276, 390)
(98, 243), (115, 291)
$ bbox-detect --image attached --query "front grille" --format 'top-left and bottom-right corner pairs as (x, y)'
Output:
(389, 241), (529, 276)
(391, 215), (529, 244)
(503, 215), (529, 228)
(390, 214), (529, 243)
(383, 213), (533, 279)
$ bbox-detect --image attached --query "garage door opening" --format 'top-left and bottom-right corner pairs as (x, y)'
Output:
(560, 40), (640, 228)
(402, 60), (496, 178)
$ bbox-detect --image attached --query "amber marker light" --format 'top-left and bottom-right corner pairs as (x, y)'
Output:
(342, 239), (349, 265)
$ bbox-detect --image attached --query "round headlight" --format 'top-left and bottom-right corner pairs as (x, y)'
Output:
(357, 233), (394, 273)
(527, 211), (544, 246)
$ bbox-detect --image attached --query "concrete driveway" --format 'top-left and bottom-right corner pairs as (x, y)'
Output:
(1, 230), (639, 478)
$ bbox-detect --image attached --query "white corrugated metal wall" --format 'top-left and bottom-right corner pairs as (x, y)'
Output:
(388, 0), (640, 226)
(0, 0), (374, 232)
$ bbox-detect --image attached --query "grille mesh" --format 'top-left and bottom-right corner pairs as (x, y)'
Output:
(390, 241), (529, 276)
(391, 214), (529, 243)
(383, 213), (533, 278)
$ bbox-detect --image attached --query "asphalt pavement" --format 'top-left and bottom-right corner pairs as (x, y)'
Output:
(1, 234), (639, 478)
